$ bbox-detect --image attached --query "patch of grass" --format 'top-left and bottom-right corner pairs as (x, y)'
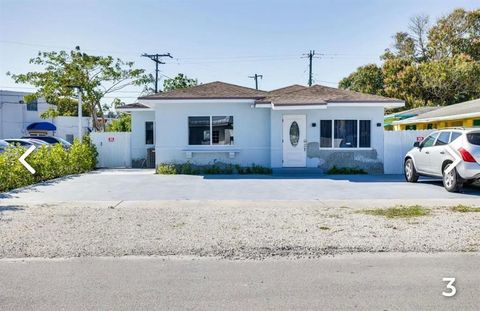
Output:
(327, 166), (367, 175)
(359, 205), (430, 219)
(450, 204), (480, 213)
(318, 226), (330, 230)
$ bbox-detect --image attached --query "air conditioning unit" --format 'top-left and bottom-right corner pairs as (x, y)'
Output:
(146, 147), (156, 168)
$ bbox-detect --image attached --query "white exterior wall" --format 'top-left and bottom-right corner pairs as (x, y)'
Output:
(0, 90), (91, 141)
(150, 100), (271, 167)
(130, 110), (156, 161)
(270, 106), (385, 168)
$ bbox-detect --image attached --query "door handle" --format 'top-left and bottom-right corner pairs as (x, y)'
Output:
(440, 151), (445, 155)
(425, 151), (430, 154)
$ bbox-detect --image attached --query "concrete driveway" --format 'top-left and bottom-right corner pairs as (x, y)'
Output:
(2, 169), (479, 202)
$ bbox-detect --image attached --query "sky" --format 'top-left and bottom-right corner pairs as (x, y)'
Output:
(0, 0), (478, 106)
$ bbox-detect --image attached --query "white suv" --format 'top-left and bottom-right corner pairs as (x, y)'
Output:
(404, 128), (480, 192)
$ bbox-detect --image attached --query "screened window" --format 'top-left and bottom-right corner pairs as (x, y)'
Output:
(26, 100), (38, 111)
(189, 116), (234, 145)
(320, 119), (371, 148)
(435, 132), (450, 146)
(188, 117), (210, 145)
(145, 121), (154, 145)
(320, 120), (332, 148)
(212, 116), (234, 145)
(359, 120), (371, 148)
(334, 120), (357, 148)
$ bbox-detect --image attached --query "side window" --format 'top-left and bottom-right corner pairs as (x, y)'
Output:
(26, 100), (38, 111)
(421, 133), (438, 148)
(450, 132), (461, 142)
(145, 122), (154, 145)
(435, 132), (450, 146)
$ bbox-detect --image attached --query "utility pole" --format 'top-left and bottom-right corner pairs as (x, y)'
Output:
(68, 85), (83, 140)
(302, 50), (317, 86)
(142, 53), (173, 93)
(248, 74), (263, 90)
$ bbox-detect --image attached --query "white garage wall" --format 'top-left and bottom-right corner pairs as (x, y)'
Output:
(384, 130), (433, 174)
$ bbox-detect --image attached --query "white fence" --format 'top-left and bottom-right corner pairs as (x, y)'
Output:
(384, 130), (433, 174)
(91, 132), (132, 168)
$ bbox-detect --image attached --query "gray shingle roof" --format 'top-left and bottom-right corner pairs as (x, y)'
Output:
(138, 81), (266, 100)
(116, 102), (151, 110)
(137, 81), (403, 105)
(263, 84), (402, 106)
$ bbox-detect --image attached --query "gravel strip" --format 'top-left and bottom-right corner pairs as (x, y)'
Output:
(1, 200), (479, 259)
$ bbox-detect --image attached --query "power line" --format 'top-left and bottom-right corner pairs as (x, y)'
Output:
(248, 74), (263, 90)
(141, 53), (173, 93)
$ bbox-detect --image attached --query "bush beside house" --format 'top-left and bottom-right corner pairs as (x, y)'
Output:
(156, 162), (272, 175)
(0, 136), (97, 192)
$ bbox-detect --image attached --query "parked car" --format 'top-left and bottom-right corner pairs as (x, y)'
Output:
(404, 128), (480, 192)
(5, 138), (50, 149)
(0, 139), (9, 153)
(22, 136), (72, 149)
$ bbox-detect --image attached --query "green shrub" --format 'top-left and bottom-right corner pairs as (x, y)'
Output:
(156, 164), (178, 174)
(0, 136), (97, 192)
(327, 166), (367, 175)
(156, 162), (271, 175)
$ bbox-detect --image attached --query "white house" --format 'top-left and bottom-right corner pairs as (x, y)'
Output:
(0, 90), (91, 142)
(118, 82), (404, 173)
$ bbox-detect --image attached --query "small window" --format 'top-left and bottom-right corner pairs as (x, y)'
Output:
(421, 133), (438, 148)
(427, 123), (435, 130)
(450, 132), (462, 142)
(406, 125), (417, 130)
(359, 120), (371, 148)
(334, 120), (357, 148)
(212, 116), (234, 145)
(65, 134), (74, 144)
(467, 133), (480, 146)
(145, 122), (154, 145)
(26, 100), (38, 111)
(320, 120), (332, 148)
(435, 132), (450, 146)
(473, 119), (480, 127)
(289, 121), (300, 147)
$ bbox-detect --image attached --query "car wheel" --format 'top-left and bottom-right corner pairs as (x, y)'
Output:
(404, 158), (419, 182)
(443, 164), (463, 192)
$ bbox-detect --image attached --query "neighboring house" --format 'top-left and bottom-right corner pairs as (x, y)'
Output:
(392, 98), (480, 131)
(0, 90), (92, 142)
(117, 82), (404, 173)
(384, 106), (440, 130)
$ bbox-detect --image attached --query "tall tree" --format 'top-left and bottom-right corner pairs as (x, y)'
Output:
(8, 46), (151, 130)
(163, 73), (198, 92)
(428, 8), (480, 61)
(340, 8), (480, 109)
(338, 64), (384, 95)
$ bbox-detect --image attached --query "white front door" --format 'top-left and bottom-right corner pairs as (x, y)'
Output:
(282, 115), (307, 167)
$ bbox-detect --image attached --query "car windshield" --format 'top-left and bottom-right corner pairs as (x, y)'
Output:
(0, 140), (9, 148)
(467, 132), (480, 146)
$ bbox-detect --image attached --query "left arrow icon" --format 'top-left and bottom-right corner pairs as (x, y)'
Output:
(19, 145), (36, 174)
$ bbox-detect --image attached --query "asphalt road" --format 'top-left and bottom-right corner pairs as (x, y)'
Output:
(0, 253), (479, 310)
(2, 169), (480, 202)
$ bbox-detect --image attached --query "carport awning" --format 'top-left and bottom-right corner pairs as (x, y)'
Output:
(27, 122), (57, 131)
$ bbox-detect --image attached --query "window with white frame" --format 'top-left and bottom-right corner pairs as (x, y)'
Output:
(188, 116), (234, 145)
(320, 119), (371, 148)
